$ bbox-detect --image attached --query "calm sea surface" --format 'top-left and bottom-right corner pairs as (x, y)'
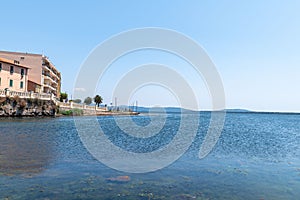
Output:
(0, 112), (299, 199)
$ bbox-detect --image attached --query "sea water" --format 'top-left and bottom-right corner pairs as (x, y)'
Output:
(0, 112), (299, 199)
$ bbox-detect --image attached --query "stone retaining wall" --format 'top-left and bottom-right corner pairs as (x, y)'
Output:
(0, 96), (56, 117)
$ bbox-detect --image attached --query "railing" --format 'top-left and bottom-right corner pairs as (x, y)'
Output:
(56, 101), (108, 111)
(43, 74), (57, 84)
(33, 93), (52, 100)
(0, 90), (5, 96)
(10, 91), (31, 98)
(57, 102), (70, 107)
(0, 89), (54, 101)
(43, 84), (56, 91)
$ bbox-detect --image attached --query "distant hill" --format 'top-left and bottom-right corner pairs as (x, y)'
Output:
(129, 106), (196, 113)
(224, 109), (251, 113)
(129, 106), (199, 114)
(123, 106), (299, 115)
(129, 106), (252, 114)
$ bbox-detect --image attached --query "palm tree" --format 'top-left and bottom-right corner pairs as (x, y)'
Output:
(60, 92), (68, 102)
(94, 95), (103, 107)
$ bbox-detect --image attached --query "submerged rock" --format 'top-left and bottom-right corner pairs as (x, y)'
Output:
(173, 194), (197, 200)
(106, 175), (131, 183)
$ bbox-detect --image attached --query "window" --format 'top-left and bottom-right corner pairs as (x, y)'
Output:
(9, 79), (13, 87)
(0, 63), (2, 71)
(21, 68), (24, 76)
(20, 81), (24, 89)
(10, 66), (14, 74)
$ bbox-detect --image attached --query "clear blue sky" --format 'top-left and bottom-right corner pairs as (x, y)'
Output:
(1, 0), (300, 112)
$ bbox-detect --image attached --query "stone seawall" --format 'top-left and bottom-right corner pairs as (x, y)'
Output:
(0, 96), (56, 117)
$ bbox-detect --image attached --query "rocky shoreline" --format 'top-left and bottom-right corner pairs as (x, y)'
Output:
(0, 97), (56, 117)
(0, 96), (140, 118)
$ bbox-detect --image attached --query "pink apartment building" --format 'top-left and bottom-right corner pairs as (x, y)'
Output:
(0, 51), (61, 98)
(0, 57), (29, 92)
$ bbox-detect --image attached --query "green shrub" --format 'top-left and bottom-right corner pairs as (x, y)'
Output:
(72, 108), (83, 116)
(60, 108), (83, 116)
(60, 110), (72, 115)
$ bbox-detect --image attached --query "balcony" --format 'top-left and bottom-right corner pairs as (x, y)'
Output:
(43, 84), (56, 92)
(42, 73), (58, 86)
(42, 65), (60, 80)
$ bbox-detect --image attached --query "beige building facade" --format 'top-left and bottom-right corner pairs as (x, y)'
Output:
(0, 57), (29, 92)
(0, 51), (61, 98)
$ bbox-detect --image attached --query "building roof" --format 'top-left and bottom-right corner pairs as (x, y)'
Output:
(0, 50), (60, 74)
(0, 57), (31, 69)
(0, 50), (42, 57)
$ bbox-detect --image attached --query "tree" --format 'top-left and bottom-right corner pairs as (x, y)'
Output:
(84, 97), (92, 105)
(73, 99), (82, 103)
(60, 92), (68, 102)
(94, 95), (103, 107)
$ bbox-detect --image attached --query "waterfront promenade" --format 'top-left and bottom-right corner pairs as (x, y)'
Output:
(57, 101), (139, 116)
(0, 89), (139, 116)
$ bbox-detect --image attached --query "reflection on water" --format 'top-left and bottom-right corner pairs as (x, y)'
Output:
(0, 118), (54, 175)
(0, 113), (299, 199)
